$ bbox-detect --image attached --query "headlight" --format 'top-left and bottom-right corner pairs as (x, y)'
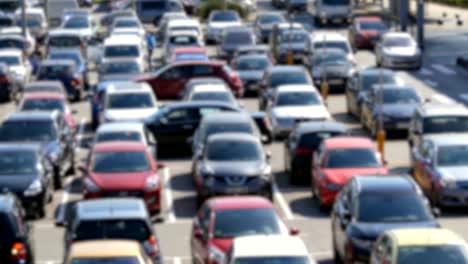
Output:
(24, 179), (42, 196)
(208, 246), (225, 264)
(351, 237), (373, 249)
(145, 176), (159, 191)
(84, 177), (101, 193)
(440, 177), (457, 189)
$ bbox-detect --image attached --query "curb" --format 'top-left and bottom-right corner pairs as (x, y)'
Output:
(456, 56), (468, 70)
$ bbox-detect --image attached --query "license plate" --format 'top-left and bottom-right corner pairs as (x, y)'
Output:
(226, 187), (247, 194)
(328, 79), (344, 85)
(396, 123), (409, 129)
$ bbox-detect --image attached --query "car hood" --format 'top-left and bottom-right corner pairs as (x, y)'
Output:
(100, 73), (141, 82)
(0, 174), (36, 193)
(105, 108), (159, 121)
(383, 46), (419, 56)
(349, 221), (438, 241)
(205, 161), (265, 176)
(59, 28), (92, 37)
(438, 166), (468, 182)
(89, 171), (152, 190)
(209, 22), (242, 29)
(323, 167), (388, 185)
(210, 238), (232, 253)
(319, 63), (353, 76)
(381, 104), (418, 118)
(273, 105), (331, 119)
(237, 70), (264, 81)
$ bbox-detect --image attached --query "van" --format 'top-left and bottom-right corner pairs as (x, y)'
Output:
(136, 0), (183, 24)
(46, 0), (78, 28)
(309, 0), (352, 25)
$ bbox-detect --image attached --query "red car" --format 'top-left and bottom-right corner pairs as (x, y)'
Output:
(312, 137), (388, 208)
(81, 141), (163, 214)
(138, 61), (243, 99)
(190, 196), (298, 264)
(349, 16), (388, 49)
(171, 47), (209, 63)
(18, 92), (77, 130)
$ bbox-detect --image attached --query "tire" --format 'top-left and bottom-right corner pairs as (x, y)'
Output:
(53, 167), (63, 190)
(196, 193), (204, 209)
(36, 202), (46, 219)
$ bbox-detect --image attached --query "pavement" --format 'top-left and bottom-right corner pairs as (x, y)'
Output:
(19, 1), (468, 264)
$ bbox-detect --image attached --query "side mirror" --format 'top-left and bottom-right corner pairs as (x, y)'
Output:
(289, 227), (300, 236)
(432, 207), (441, 217)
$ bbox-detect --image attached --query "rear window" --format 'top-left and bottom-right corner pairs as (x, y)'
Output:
(38, 65), (70, 78)
(21, 99), (65, 112)
(298, 131), (344, 149)
(96, 132), (142, 143)
(75, 219), (150, 242)
(48, 36), (81, 47)
(104, 45), (139, 57)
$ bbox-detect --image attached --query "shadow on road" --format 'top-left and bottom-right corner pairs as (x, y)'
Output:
(170, 173), (195, 192)
(173, 196), (198, 219)
(289, 197), (330, 218)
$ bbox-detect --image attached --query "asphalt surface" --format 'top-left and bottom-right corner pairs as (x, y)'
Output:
(18, 1), (468, 264)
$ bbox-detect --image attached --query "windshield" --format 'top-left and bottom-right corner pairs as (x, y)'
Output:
(383, 37), (412, 47)
(92, 151), (150, 173)
(108, 93), (154, 109)
(276, 92), (320, 106)
(397, 245), (468, 264)
(49, 53), (81, 66)
(0, 56), (19, 65)
(357, 193), (433, 222)
(314, 41), (350, 53)
(75, 219), (150, 241)
(115, 20), (138, 28)
(21, 99), (65, 112)
(270, 71), (309, 88)
(437, 145), (468, 166)
(48, 37), (81, 47)
(359, 21), (386, 31)
(224, 32), (254, 45)
(0, 120), (57, 142)
(104, 45), (139, 57)
(235, 257), (310, 264)
(360, 73), (395, 91)
(298, 132), (344, 149)
(0, 39), (24, 49)
(382, 89), (420, 104)
(96, 132), (142, 143)
(211, 11), (238, 22)
(236, 58), (270, 71)
(281, 32), (307, 43)
(315, 52), (348, 65)
(191, 92), (233, 103)
(203, 123), (253, 140)
(207, 140), (261, 161)
(323, 0), (350, 5)
(71, 257), (140, 264)
(423, 116), (468, 134)
(101, 62), (140, 74)
(170, 35), (198, 45)
(213, 208), (281, 238)
(0, 151), (36, 175)
(63, 16), (89, 29)
(259, 14), (284, 24)
(326, 148), (381, 168)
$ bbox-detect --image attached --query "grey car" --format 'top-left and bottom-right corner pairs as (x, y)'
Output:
(98, 57), (144, 83)
(254, 12), (286, 43)
(375, 32), (422, 70)
(232, 54), (272, 96)
(218, 27), (255, 62)
(274, 28), (310, 64)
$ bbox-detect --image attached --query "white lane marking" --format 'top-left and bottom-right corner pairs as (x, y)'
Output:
(431, 64), (456, 75)
(163, 167), (176, 223)
(423, 79), (438, 87)
(273, 183), (294, 220)
(431, 94), (455, 104)
(419, 68), (433, 76)
(173, 256), (181, 264)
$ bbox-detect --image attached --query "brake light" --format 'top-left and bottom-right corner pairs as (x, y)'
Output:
(71, 79), (80, 87)
(10, 242), (27, 261)
(295, 147), (311, 155)
(0, 76), (9, 84)
(145, 235), (159, 257)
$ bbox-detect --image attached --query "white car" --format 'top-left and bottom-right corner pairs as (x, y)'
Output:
(162, 30), (203, 64)
(183, 84), (237, 106)
(15, 8), (48, 41)
(309, 31), (355, 63)
(375, 32), (422, 70)
(100, 83), (159, 123)
(205, 10), (242, 43)
(165, 18), (202, 40)
(268, 84), (331, 138)
(0, 49), (31, 88)
(109, 17), (145, 38)
(0, 27), (36, 56)
(60, 14), (96, 40)
(102, 35), (148, 71)
(225, 235), (316, 264)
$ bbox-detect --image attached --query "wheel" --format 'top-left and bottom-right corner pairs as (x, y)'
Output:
(53, 167), (63, 190)
(290, 167), (299, 185)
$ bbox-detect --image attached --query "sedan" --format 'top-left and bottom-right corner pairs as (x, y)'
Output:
(218, 27), (255, 62)
(254, 12), (286, 43)
(205, 10), (242, 44)
(274, 29), (310, 64)
(232, 54), (272, 96)
(36, 60), (83, 102)
(375, 32), (422, 70)
(47, 49), (89, 90)
(349, 16), (388, 49)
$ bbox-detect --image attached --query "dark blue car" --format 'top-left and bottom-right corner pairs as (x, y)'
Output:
(47, 49), (89, 90)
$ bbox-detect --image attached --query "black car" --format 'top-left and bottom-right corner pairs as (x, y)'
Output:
(259, 65), (313, 110)
(284, 121), (347, 185)
(36, 59), (83, 101)
(251, 111), (273, 144)
(286, 0), (308, 12)
(346, 68), (399, 118)
(232, 54), (272, 96)
(192, 133), (272, 206)
(0, 111), (75, 190)
(218, 27), (255, 62)
(0, 144), (54, 218)
(254, 12), (286, 43)
(0, 193), (35, 264)
(308, 48), (356, 92)
(331, 175), (440, 264)
(0, 63), (18, 101)
(144, 101), (242, 153)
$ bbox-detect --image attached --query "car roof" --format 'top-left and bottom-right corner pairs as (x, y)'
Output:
(48, 29), (81, 37)
(276, 84), (317, 93)
(96, 122), (145, 134)
(383, 32), (412, 39)
(106, 83), (152, 94)
(165, 101), (239, 110)
(202, 112), (252, 124)
(424, 133), (468, 147)
(192, 84), (229, 93)
(168, 30), (199, 37)
(224, 26), (253, 34)
(104, 35), (141, 46)
(170, 60), (225, 67)
(233, 235), (309, 257)
(168, 18), (200, 27)
(371, 83), (413, 92)
(323, 136), (374, 149)
(208, 196), (273, 210)
(237, 54), (270, 61)
(93, 141), (148, 152)
(388, 228), (467, 247)
(6, 111), (56, 121)
(76, 198), (148, 221)
(23, 92), (65, 100)
(237, 45), (269, 52)
(0, 49), (22, 56)
(276, 22), (303, 29)
(354, 175), (417, 195)
(69, 240), (143, 259)
(359, 67), (395, 76)
(296, 121), (347, 134)
(312, 31), (347, 42)
(417, 102), (468, 117)
(207, 133), (260, 143)
(0, 143), (41, 152)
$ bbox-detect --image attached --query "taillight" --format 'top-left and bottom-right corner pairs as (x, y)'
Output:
(145, 235), (159, 257)
(231, 72), (242, 87)
(295, 147), (311, 155)
(0, 76), (10, 84)
(10, 242), (27, 261)
(71, 78), (80, 87)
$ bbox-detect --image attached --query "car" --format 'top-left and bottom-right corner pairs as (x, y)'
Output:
(0, 27), (36, 55)
(0, 35), (33, 57)
(46, 30), (87, 58)
(61, 198), (162, 263)
(308, 32), (355, 63)
(94, 122), (157, 158)
(156, 11), (187, 42)
(251, 111), (273, 144)
(191, 196), (297, 264)
(65, 240), (155, 264)
(162, 30), (203, 64)
(180, 77), (227, 99)
(170, 46), (209, 63)
(232, 54), (272, 96)
(268, 85), (331, 139)
(361, 84), (422, 136)
(312, 137), (388, 208)
(218, 27), (255, 62)
(192, 133), (273, 205)
(408, 102), (468, 149)
(0, 49), (32, 90)
(346, 68), (401, 118)
(109, 17), (145, 38)
(183, 83), (237, 106)
(349, 16), (388, 49)
(0, 63), (19, 101)
(36, 59), (83, 101)
(227, 235), (314, 264)
(205, 10), (242, 44)
(98, 57), (144, 83)
(375, 32), (422, 70)
(0, 193), (35, 264)
(99, 9), (137, 37)
(102, 35), (148, 72)
(0, 144), (54, 218)
(60, 13), (96, 41)
(191, 112), (262, 154)
(231, 45), (272, 66)
(273, 28), (310, 64)
(81, 142), (163, 214)
(15, 7), (48, 42)
(370, 228), (468, 264)
(139, 61), (243, 99)
(286, 0), (308, 12)
(0, 111), (75, 189)
(47, 49), (89, 89)
(331, 175), (440, 264)
(164, 18), (202, 41)
(285, 121), (347, 185)
(18, 92), (77, 130)
(144, 101), (242, 152)
(100, 83), (158, 124)
(259, 65), (313, 110)
(254, 12), (286, 43)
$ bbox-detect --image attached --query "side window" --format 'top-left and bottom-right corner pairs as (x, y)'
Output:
(166, 109), (190, 122)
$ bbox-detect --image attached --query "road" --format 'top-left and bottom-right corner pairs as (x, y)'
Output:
(19, 1), (468, 264)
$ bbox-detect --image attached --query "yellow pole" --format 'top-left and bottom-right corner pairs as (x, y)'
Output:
(377, 130), (385, 160)
(287, 51), (294, 65)
(320, 80), (329, 105)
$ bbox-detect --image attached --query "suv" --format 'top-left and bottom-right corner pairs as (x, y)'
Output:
(60, 198), (162, 263)
(0, 193), (34, 264)
(36, 59), (83, 101)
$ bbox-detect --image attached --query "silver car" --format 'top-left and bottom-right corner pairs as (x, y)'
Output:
(375, 32), (422, 70)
